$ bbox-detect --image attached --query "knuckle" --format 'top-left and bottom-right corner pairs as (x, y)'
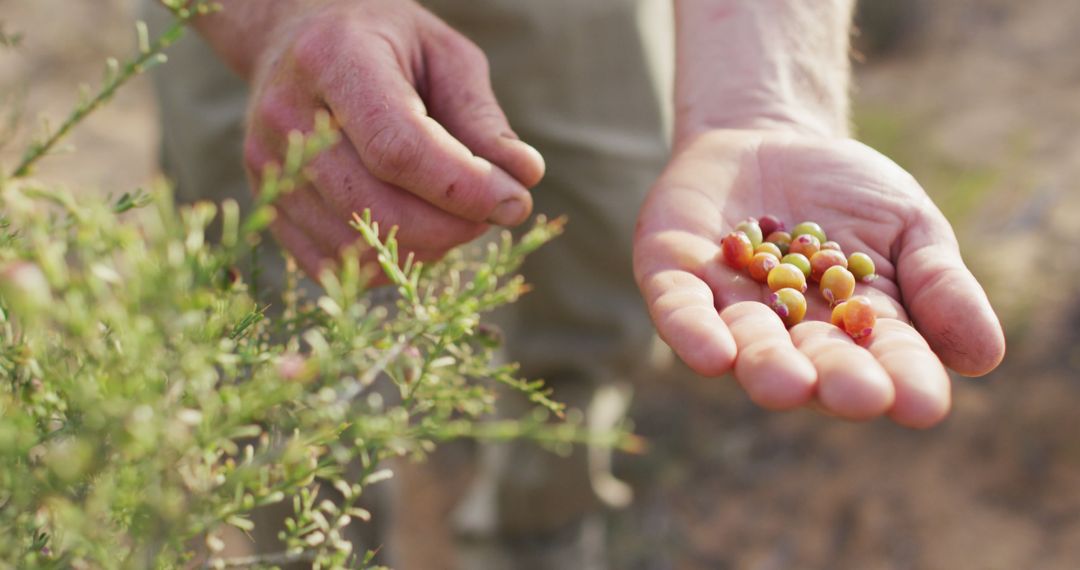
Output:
(362, 121), (424, 182)
(290, 19), (346, 76)
(253, 90), (300, 136)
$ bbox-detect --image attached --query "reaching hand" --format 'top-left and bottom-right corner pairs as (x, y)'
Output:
(240, 0), (544, 278)
(634, 130), (1005, 428)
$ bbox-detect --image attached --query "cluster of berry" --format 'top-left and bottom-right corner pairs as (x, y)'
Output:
(721, 215), (878, 340)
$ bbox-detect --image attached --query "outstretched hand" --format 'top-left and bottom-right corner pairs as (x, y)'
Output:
(634, 130), (1005, 428)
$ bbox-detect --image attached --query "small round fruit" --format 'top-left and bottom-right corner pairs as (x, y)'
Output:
(809, 249), (848, 282)
(842, 295), (876, 341)
(748, 253), (780, 282)
(754, 242), (783, 259)
(765, 231), (792, 255)
(721, 231), (754, 270)
(819, 266), (856, 306)
(781, 253), (811, 278)
(830, 301), (848, 328)
(767, 263), (807, 293)
(789, 234), (821, 259)
(759, 214), (785, 237)
(791, 221), (827, 243)
(848, 252), (877, 283)
(768, 288), (807, 327)
(821, 241), (843, 252)
(735, 220), (764, 248)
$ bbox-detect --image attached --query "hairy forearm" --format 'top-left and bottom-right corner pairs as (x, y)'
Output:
(191, 0), (324, 80)
(674, 0), (856, 141)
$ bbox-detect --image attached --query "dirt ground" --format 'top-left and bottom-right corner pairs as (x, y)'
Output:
(3, 1), (1079, 569)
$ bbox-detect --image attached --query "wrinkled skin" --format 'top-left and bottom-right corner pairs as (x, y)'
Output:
(634, 130), (1006, 428)
(241, 0), (544, 278)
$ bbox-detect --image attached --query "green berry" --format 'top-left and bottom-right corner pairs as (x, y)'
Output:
(821, 241), (843, 253)
(791, 221), (827, 244)
(765, 231), (792, 255)
(848, 252), (877, 283)
(735, 219), (764, 248)
(780, 253), (811, 278)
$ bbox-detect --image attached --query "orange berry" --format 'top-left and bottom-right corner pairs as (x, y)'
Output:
(789, 234), (821, 259)
(809, 249), (848, 282)
(721, 231), (754, 270)
(842, 296), (876, 341)
(748, 252), (780, 282)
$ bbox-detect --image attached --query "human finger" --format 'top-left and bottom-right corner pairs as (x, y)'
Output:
(789, 321), (894, 420)
(720, 302), (817, 410)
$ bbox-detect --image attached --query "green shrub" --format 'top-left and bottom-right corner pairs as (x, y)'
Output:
(0, 4), (632, 568)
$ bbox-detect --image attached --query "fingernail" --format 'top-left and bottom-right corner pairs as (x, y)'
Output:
(488, 197), (530, 226)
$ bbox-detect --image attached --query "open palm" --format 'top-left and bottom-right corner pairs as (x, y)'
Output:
(634, 130), (1005, 428)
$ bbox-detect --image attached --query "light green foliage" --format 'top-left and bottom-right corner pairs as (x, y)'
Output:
(0, 5), (634, 569)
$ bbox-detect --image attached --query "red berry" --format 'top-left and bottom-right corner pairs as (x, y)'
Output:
(721, 231), (754, 270)
(789, 234), (821, 259)
(759, 215), (785, 237)
(748, 253), (780, 282)
(809, 249), (848, 282)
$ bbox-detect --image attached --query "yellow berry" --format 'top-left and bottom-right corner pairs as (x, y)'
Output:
(767, 263), (807, 293)
(819, 266), (856, 306)
(767, 288), (807, 327)
(754, 242), (783, 259)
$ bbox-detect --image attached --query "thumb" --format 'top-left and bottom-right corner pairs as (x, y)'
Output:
(422, 31), (545, 189)
(896, 208), (1006, 376)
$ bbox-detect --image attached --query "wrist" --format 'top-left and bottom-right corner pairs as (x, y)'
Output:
(193, 0), (328, 80)
(673, 103), (846, 146)
(672, 0), (855, 146)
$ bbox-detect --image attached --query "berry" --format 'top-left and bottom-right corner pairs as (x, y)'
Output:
(759, 214), (785, 237)
(791, 221), (827, 243)
(809, 249), (847, 282)
(830, 301), (848, 328)
(721, 231), (754, 270)
(842, 295), (876, 341)
(819, 266), (856, 306)
(848, 252), (877, 283)
(765, 231), (792, 255)
(754, 242), (783, 259)
(768, 288), (807, 327)
(821, 241), (843, 253)
(767, 263), (807, 293)
(789, 234), (821, 259)
(748, 253), (780, 282)
(780, 253), (811, 278)
(735, 220), (764, 248)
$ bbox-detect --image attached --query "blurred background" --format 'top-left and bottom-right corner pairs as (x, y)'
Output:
(2, 0), (1078, 568)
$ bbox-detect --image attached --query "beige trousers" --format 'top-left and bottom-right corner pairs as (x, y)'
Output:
(144, 1), (675, 567)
